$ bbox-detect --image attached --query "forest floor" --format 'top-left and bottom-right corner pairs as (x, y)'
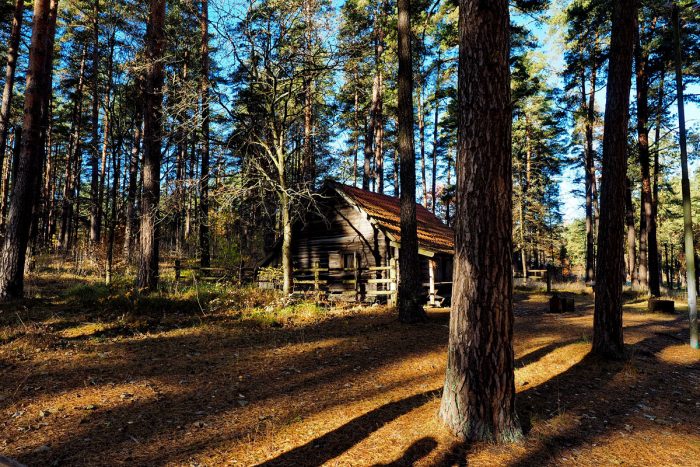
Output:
(1, 270), (699, 466)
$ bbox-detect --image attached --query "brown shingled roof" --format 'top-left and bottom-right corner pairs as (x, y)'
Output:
(331, 182), (454, 254)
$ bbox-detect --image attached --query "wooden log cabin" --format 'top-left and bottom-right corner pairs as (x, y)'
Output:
(261, 181), (454, 305)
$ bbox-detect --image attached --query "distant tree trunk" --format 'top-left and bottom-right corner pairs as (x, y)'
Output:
(123, 116), (141, 261)
(439, 0), (520, 442)
(430, 53), (441, 213)
(0, 0), (57, 299)
(374, 71), (383, 194)
(672, 4), (697, 349)
(353, 66), (359, 186)
(59, 47), (86, 251)
(593, 0), (637, 359)
(89, 0), (100, 244)
(636, 21), (660, 296)
(445, 152), (452, 225)
(396, 0), (425, 323)
(137, 0), (166, 291)
(199, 0), (211, 269)
(97, 29), (115, 245)
(583, 42), (598, 283)
(363, 7), (383, 192)
(0, 0), (24, 200)
(0, 129), (19, 230)
(105, 132), (121, 284)
(625, 176), (637, 283)
(418, 84), (427, 207)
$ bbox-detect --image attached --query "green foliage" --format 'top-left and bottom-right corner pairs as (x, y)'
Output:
(563, 218), (587, 269)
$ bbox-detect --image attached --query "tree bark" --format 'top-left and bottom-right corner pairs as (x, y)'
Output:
(137, 0), (166, 291)
(89, 0), (100, 244)
(97, 28), (115, 245)
(430, 53), (441, 213)
(59, 47), (87, 251)
(592, 0), (638, 359)
(672, 4), (698, 349)
(199, 0), (211, 269)
(625, 176), (637, 283)
(0, 0), (24, 198)
(583, 41), (598, 283)
(123, 115), (141, 261)
(439, 0), (520, 442)
(0, 0), (57, 299)
(635, 18), (660, 296)
(396, 0), (425, 323)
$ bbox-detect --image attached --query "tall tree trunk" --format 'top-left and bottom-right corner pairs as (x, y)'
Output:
(0, 0), (24, 199)
(396, 0), (425, 323)
(445, 151), (452, 225)
(137, 0), (166, 290)
(583, 42), (598, 283)
(89, 0), (100, 244)
(625, 176), (637, 283)
(418, 84), (427, 207)
(122, 115), (141, 261)
(199, 0), (211, 268)
(59, 47), (87, 251)
(374, 70), (383, 194)
(439, 0), (520, 442)
(636, 18), (660, 296)
(352, 66), (359, 186)
(430, 53), (441, 213)
(672, 4), (697, 349)
(0, 129), (18, 230)
(593, 0), (637, 359)
(363, 8), (383, 192)
(0, 0), (57, 299)
(97, 29), (115, 245)
(106, 131), (121, 284)
(302, 0), (315, 188)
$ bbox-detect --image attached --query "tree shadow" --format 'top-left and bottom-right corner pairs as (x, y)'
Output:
(258, 389), (441, 466)
(509, 329), (696, 466)
(373, 437), (438, 466)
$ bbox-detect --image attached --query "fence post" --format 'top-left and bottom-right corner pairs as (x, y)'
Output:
(389, 256), (397, 307)
(428, 259), (436, 306)
(353, 253), (360, 302)
(313, 261), (320, 291)
(175, 259), (181, 282)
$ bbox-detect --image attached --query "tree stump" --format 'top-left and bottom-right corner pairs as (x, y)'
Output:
(549, 294), (574, 314)
(648, 298), (675, 314)
(549, 294), (563, 313)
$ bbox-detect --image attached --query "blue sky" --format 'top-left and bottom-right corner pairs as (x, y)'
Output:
(531, 3), (700, 223)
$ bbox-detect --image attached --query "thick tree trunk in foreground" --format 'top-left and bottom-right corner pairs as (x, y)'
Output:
(396, 0), (425, 323)
(0, 0), (57, 299)
(0, 0), (24, 187)
(137, 0), (166, 291)
(199, 0), (211, 268)
(439, 0), (520, 442)
(593, 0), (637, 359)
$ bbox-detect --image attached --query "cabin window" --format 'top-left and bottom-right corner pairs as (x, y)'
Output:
(329, 252), (342, 269)
(344, 253), (356, 269)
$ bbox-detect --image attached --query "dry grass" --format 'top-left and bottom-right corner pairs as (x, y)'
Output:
(1, 271), (698, 466)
